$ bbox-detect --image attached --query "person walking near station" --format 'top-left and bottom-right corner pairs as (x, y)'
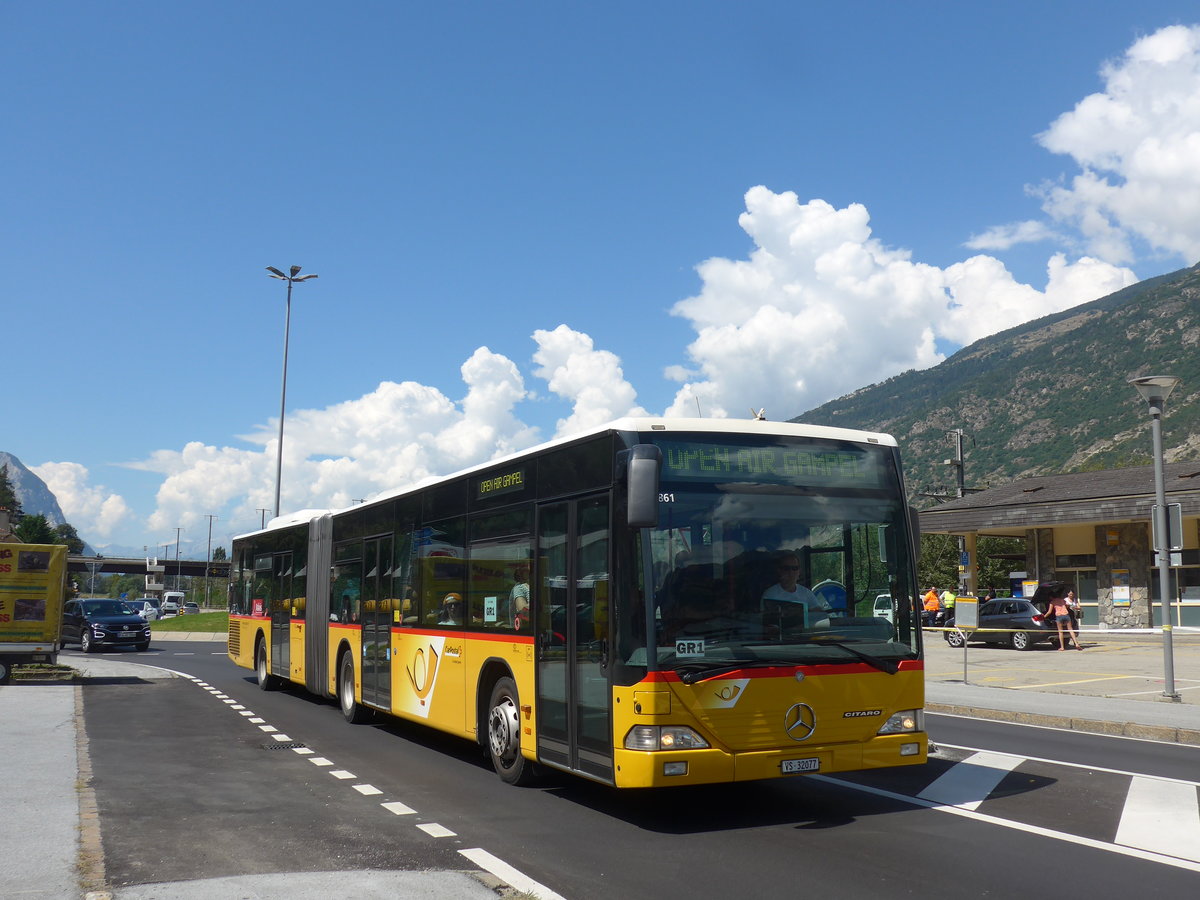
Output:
(1046, 585), (1081, 650)
(922, 587), (941, 626)
(940, 587), (957, 621)
(1066, 588), (1081, 633)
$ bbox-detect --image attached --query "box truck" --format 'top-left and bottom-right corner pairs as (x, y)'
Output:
(0, 542), (68, 683)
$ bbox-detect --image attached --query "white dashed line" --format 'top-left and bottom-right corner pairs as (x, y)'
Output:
(381, 801), (417, 816)
(181, 667), (561, 898)
(459, 848), (567, 900)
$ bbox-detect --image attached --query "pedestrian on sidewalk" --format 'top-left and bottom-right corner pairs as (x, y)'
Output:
(1046, 585), (1082, 651)
(1066, 588), (1082, 634)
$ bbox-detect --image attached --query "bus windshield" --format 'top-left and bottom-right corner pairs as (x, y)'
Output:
(627, 434), (920, 672)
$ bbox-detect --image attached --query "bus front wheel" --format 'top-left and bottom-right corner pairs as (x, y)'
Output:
(487, 676), (535, 785)
(339, 653), (369, 724)
(256, 643), (278, 691)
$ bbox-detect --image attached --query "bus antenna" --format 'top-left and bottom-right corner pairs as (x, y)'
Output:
(750, 407), (767, 421)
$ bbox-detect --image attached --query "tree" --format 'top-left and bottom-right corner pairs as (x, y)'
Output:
(14, 513), (55, 544)
(212, 546), (227, 561)
(917, 533), (960, 593)
(0, 464), (22, 517)
(53, 522), (85, 554)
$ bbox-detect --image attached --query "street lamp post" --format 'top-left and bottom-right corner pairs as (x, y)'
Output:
(265, 265), (318, 518)
(1129, 375), (1182, 702)
(174, 527), (183, 593)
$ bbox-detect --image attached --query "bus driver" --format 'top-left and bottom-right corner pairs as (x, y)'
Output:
(761, 552), (832, 627)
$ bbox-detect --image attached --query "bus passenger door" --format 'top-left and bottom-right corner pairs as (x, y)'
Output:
(271, 552), (292, 679)
(535, 495), (613, 783)
(361, 535), (393, 710)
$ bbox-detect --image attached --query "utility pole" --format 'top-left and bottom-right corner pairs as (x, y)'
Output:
(944, 429), (970, 594)
(204, 515), (218, 610)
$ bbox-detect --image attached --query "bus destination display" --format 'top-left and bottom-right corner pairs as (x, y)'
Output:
(656, 440), (888, 488)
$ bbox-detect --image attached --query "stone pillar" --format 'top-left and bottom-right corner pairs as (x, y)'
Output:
(1094, 523), (1153, 628)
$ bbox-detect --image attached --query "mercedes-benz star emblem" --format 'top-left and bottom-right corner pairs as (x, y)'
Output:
(784, 702), (817, 741)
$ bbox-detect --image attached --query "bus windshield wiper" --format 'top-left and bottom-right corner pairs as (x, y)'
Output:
(675, 658), (798, 685)
(800, 638), (899, 675)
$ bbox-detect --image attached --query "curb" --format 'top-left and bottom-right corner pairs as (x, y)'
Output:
(926, 701), (1200, 747)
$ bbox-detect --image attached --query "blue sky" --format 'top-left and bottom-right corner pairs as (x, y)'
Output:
(5, 2), (1200, 557)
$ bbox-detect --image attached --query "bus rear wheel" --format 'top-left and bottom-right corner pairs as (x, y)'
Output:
(487, 676), (535, 785)
(339, 653), (369, 724)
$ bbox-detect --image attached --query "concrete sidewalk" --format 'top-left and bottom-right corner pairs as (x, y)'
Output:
(924, 625), (1200, 744)
(0, 650), (506, 900)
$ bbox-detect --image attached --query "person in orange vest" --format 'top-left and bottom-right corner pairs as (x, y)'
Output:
(922, 587), (941, 626)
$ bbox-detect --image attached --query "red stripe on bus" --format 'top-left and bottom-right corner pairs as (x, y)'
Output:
(640, 658), (922, 683)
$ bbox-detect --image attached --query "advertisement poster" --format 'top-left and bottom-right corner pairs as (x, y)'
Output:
(1112, 568), (1131, 606)
(0, 545), (67, 640)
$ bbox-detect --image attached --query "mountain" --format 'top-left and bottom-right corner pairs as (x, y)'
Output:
(0, 452), (96, 554)
(795, 263), (1200, 503)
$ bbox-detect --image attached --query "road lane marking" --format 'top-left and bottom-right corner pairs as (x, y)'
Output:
(460, 848), (567, 900)
(917, 750), (1023, 810)
(817, 775), (1200, 873)
(1012, 675), (1139, 689)
(1116, 776), (1200, 862)
(172, 666), (567, 900)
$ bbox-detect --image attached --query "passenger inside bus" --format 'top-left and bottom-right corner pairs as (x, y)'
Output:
(437, 592), (463, 625)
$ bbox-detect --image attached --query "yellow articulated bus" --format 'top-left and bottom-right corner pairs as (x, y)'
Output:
(228, 417), (927, 787)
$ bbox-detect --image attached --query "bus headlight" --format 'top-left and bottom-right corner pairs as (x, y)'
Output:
(624, 725), (711, 751)
(877, 709), (923, 735)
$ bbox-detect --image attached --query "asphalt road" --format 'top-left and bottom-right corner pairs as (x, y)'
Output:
(71, 641), (1200, 899)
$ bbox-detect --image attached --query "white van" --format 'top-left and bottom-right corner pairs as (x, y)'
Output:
(873, 594), (895, 624)
(161, 591), (186, 617)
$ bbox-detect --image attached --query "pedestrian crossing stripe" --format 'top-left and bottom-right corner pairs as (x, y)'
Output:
(819, 744), (1200, 872)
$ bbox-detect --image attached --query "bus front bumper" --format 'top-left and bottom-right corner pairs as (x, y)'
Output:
(612, 732), (928, 788)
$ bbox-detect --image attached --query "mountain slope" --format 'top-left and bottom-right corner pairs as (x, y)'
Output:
(795, 263), (1200, 501)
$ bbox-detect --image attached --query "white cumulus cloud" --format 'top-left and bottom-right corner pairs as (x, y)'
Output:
(29, 461), (131, 542)
(663, 187), (1135, 421)
(1035, 24), (1200, 265)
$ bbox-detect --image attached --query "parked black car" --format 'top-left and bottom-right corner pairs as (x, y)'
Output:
(61, 598), (151, 653)
(943, 598), (1056, 651)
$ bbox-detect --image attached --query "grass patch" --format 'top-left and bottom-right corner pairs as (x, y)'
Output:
(12, 663), (77, 682)
(152, 610), (229, 633)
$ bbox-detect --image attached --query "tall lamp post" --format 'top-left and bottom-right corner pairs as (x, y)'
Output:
(1129, 375), (1182, 702)
(265, 265), (318, 518)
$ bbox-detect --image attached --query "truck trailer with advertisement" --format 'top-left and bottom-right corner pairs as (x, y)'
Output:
(0, 542), (68, 682)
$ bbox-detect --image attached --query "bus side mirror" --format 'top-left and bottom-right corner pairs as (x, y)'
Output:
(627, 444), (662, 528)
(908, 505), (921, 562)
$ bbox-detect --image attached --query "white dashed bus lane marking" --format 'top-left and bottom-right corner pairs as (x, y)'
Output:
(172, 669), (562, 898)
